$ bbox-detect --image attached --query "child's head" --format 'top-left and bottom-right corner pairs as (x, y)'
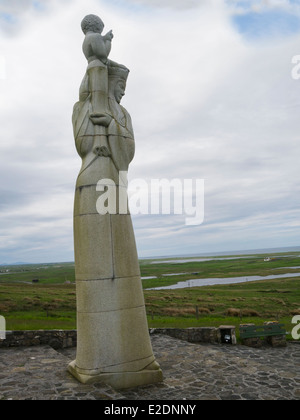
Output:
(81, 14), (104, 35)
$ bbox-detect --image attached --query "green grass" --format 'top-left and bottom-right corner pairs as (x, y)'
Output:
(144, 276), (300, 338)
(5, 313), (76, 331)
(0, 262), (75, 284)
(0, 282), (77, 330)
(0, 253), (299, 336)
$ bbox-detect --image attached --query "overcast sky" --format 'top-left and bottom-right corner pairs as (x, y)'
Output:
(0, 0), (300, 263)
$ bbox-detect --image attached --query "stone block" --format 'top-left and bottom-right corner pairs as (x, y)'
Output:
(267, 335), (287, 348)
(68, 360), (163, 389)
(242, 337), (264, 348)
(188, 327), (219, 343)
(110, 215), (141, 278)
(74, 184), (129, 217)
(76, 155), (119, 188)
(74, 214), (113, 281)
(76, 276), (145, 313)
(75, 306), (155, 373)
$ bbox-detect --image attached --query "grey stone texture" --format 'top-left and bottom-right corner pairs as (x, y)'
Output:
(0, 335), (299, 400)
(70, 15), (162, 387)
(0, 330), (77, 349)
(0, 327), (286, 350)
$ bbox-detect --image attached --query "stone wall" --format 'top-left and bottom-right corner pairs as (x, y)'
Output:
(0, 328), (223, 349)
(241, 335), (287, 348)
(240, 322), (287, 348)
(0, 326), (288, 350)
(0, 330), (77, 349)
(150, 327), (221, 344)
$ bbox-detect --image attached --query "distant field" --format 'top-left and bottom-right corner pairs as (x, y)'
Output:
(144, 276), (300, 339)
(0, 262), (75, 284)
(0, 253), (299, 338)
(140, 252), (300, 289)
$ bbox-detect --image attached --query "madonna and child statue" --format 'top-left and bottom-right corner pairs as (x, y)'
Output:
(68, 14), (163, 388)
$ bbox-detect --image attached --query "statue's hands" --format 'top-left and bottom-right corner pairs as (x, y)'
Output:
(104, 30), (114, 41)
(90, 113), (112, 127)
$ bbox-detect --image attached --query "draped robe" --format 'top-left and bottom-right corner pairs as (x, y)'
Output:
(69, 60), (162, 386)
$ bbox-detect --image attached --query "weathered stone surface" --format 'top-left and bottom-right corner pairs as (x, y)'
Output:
(240, 322), (287, 348)
(0, 330), (77, 349)
(150, 327), (228, 345)
(242, 337), (264, 348)
(267, 335), (287, 348)
(0, 327), (231, 350)
(69, 14), (162, 388)
(1, 337), (299, 400)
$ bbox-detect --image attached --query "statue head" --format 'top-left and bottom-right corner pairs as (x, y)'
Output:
(108, 65), (130, 104)
(81, 14), (104, 34)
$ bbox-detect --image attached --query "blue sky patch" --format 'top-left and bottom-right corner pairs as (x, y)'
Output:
(32, 1), (46, 12)
(0, 12), (16, 24)
(232, 10), (300, 40)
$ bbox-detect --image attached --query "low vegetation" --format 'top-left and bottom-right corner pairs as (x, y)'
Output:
(0, 253), (299, 338)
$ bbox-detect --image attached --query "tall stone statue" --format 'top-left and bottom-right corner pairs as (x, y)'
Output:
(68, 14), (163, 389)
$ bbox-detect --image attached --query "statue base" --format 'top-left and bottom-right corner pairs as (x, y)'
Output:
(67, 360), (163, 389)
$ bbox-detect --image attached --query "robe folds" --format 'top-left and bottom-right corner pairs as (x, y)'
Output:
(71, 61), (157, 376)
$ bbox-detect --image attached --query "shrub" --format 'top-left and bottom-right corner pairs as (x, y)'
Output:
(241, 309), (260, 317)
(226, 308), (241, 317)
(291, 308), (300, 316)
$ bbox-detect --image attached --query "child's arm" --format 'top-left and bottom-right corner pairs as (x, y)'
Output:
(103, 30), (113, 56)
(88, 33), (111, 62)
(103, 30), (114, 41)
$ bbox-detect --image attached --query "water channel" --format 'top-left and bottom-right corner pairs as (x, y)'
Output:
(147, 272), (300, 290)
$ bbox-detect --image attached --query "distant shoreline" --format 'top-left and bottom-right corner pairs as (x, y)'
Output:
(141, 246), (300, 261)
(1, 245), (300, 266)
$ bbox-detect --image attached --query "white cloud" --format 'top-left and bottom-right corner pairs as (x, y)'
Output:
(0, 0), (299, 262)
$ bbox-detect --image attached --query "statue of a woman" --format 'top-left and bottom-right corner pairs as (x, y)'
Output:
(68, 15), (162, 388)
